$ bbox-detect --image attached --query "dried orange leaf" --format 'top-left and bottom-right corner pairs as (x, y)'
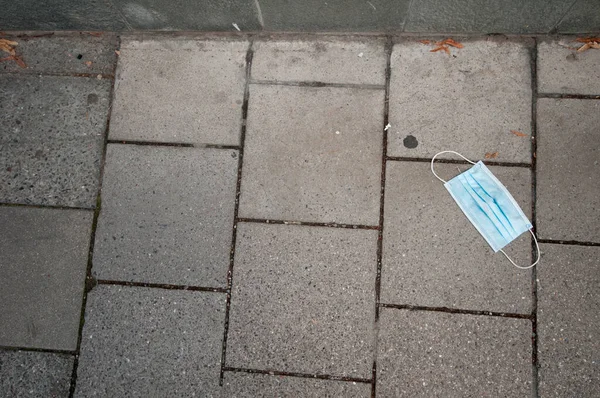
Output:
(0, 38), (18, 56)
(430, 46), (445, 53)
(510, 130), (527, 137)
(577, 42), (592, 53)
(485, 152), (499, 159)
(85, 60), (93, 67)
(590, 42), (600, 49)
(419, 39), (431, 45)
(576, 37), (600, 43)
(443, 38), (464, 48)
(13, 55), (27, 68)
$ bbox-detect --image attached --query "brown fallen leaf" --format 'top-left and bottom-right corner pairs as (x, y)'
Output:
(442, 38), (464, 48)
(88, 32), (103, 37)
(577, 42), (592, 53)
(485, 152), (499, 159)
(510, 130), (527, 137)
(0, 38), (18, 56)
(85, 60), (93, 67)
(428, 38), (464, 56)
(12, 55), (27, 68)
(576, 37), (600, 52)
(419, 39), (431, 45)
(431, 45), (450, 55)
(576, 37), (600, 43)
(0, 54), (27, 68)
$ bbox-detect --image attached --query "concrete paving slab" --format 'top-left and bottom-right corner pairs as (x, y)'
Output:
(93, 144), (238, 287)
(239, 84), (383, 225)
(0, 350), (74, 397)
(252, 38), (387, 85)
(0, 0), (128, 31)
(382, 161), (533, 314)
(259, 0), (411, 31)
(0, 207), (92, 351)
(227, 223), (377, 378)
(109, 38), (248, 145)
(222, 372), (371, 397)
(111, 0), (261, 31)
(536, 99), (600, 242)
(538, 39), (600, 95)
(556, 2), (600, 34)
(0, 34), (118, 75)
(538, 244), (600, 397)
(0, 139), (103, 208)
(388, 38), (532, 163)
(405, 0), (572, 34)
(0, 74), (109, 207)
(377, 308), (532, 397)
(0, 75), (111, 142)
(75, 285), (225, 397)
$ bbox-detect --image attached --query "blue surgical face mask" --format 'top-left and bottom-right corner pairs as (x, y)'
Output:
(431, 151), (540, 269)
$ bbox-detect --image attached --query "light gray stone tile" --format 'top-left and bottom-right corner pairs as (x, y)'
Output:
(93, 144), (238, 287)
(109, 38), (248, 145)
(226, 223), (377, 378)
(0, 207), (92, 350)
(377, 308), (532, 396)
(388, 38), (532, 163)
(382, 161), (533, 314)
(239, 84), (383, 225)
(536, 99), (600, 242)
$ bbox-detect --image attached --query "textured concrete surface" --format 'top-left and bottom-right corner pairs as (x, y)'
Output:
(1, 35), (599, 396)
(239, 84), (383, 225)
(109, 38), (248, 146)
(0, 139), (104, 208)
(382, 162), (533, 314)
(222, 372), (371, 397)
(259, 0), (411, 31)
(405, 0), (573, 33)
(75, 285), (225, 396)
(111, 0), (261, 31)
(556, 1), (600, 33)
(93, 144), (238, 287)
(0, 75), (110, 142)
(0, 0), (598, 33)
(252, 38), (387, 85)
(0, 75), (110, 208)
(0, 0), (128, 31)
(538, 38), (600, 95)
(0, 350), (74, 397)
(227, 223), (377, 378)
(538, 244), (600, 398)
(388, 38), (532, 163)
(377, 308), (532, 397)
(0, 33), (118, 75)
(0, 207), (92, 350)
(536, 99), (600, 242)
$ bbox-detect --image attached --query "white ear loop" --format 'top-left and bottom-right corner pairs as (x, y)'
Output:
(431, 150), (540, 270)
(430, 150), (476, 183)
(500, 229), (540, 269)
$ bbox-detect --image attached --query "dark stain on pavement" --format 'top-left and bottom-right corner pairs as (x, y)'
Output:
(403, 135), (418, 149)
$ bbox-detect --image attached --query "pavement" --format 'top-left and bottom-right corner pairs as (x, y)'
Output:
(0, 32), (599, 397)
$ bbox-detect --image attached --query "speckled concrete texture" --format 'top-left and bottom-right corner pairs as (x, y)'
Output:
(0, 350), (74, 397)
(226, 223), (377, 378)
(93, 144), (238, 287)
